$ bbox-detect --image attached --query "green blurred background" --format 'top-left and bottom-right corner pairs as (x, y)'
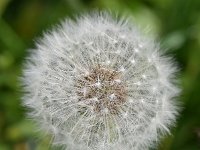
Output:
(0, 0), (200, 150)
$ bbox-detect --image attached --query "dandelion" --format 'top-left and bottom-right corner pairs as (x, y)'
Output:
(22, 12), (180, 150)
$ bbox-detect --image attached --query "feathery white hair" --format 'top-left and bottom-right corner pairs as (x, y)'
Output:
(22, 12), (180, 150)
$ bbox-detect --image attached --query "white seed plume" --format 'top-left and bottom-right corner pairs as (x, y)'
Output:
(22, 12), (180, 150)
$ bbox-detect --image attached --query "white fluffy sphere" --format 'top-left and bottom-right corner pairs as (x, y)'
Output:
(22, 12), (180, 150)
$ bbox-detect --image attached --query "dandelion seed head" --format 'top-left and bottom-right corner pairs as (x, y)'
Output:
(22, 12), (180, 150)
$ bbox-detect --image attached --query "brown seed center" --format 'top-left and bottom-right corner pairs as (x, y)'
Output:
(76, 65), (127, 115)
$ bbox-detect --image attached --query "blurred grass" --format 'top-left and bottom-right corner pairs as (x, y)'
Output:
(0, 0), (200, 150)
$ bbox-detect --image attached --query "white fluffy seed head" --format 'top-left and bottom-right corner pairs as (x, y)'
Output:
(22, 12), (180, 150)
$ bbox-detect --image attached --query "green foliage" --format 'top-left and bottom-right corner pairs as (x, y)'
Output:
(0, 0), (200, 149)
